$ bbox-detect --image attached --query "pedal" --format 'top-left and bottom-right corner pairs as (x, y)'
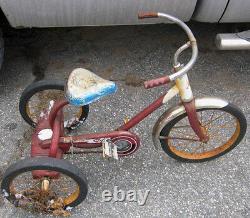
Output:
(102, 139), (119, 160)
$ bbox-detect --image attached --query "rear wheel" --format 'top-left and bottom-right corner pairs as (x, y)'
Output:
(159, 104), (247, 162)
(1, 157), (88, 213)
(19, 80), (89, 130)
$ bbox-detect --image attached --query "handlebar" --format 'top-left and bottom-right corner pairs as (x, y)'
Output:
(138, 12), (198, 81)
(144, 76), (170, 89)
(138, 12), (158, 19)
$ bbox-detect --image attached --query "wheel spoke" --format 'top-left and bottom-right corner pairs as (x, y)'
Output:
(172, 139), (195, 148)
(2, 157), (88, 215)
(204, 113), (226, 127)
(193, 142), (204, 153)
(172, 125), (191, 129)
(159, 136), (200, 142)
(169, 127), (198, 139)
(160, 106), (243, 161)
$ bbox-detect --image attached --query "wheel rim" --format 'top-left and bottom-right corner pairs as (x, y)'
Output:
(8, 171), (80, 212)
(25, 89), (83, 126)
(161, 109), (241, 160)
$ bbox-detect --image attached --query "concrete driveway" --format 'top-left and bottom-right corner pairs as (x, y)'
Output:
(0, 23), (249, 217)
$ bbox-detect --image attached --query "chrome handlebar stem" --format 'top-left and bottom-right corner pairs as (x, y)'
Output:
(157, 12), (198, 80)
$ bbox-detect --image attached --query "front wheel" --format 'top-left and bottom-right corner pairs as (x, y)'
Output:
(159, 103), (247, 162)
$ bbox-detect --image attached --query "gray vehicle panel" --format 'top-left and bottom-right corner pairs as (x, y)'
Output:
(220, 0), (250, 23)
(192, 0), (228, 23)
(0, 0), (197, 28)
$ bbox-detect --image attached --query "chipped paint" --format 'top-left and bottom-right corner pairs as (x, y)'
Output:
(152, 97), (229, 149)
(2, 189), (9, 197)
(64, 117), (79, 128)
(48, 100), (55, 111)
(15, 193), (23, 199)
(63, 137), (107, 144)
(38, 129), (53, 141)
(66, 68), (117, 106)
(38, 100), (54, 119)
(162, 85), (179, 104)
(175, 74), (193, 102)
(39, 111), (46, 118)
(66, 206), (73, 211)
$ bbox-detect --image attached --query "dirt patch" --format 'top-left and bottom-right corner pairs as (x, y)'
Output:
(99, 66), (114, 80)
(49, 60), (65, 70)
(3, 122), (17, 132)
(14, 127), (34, 158)
(124, 73), (143, 87)
(23, 46), (48, 82)
(112, 47), (129, 57)
(76, 58), (86, 64)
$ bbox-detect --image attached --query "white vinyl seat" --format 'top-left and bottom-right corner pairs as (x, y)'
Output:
(66, 68), (117, 106)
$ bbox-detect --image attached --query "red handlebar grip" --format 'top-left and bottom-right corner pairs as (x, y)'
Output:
(138, 12), (158, 19)
(144, 76), (170, 89)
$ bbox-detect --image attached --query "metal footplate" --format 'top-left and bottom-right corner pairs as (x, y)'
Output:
(102, 139), (118, 160)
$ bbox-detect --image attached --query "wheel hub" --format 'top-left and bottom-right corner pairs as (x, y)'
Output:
(41, 179), (50, 192)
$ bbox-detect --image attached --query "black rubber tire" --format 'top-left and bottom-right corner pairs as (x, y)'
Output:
(1, 157), (88, 208)
(160, 103), (247, 162)
(19, 80), (89, 129)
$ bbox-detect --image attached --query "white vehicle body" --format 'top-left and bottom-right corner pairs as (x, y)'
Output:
(0, 0), (249, 28)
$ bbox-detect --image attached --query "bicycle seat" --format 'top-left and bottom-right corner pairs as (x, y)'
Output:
(66, 68), (117, 106)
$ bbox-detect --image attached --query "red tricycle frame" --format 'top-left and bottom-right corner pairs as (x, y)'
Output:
(33, 89), (208, 161)
(31, 11), (211, 177)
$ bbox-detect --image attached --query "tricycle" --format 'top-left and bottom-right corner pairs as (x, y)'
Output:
(1, 12), (247, 214)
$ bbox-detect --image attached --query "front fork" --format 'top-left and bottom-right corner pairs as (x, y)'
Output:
(175, 72), (209, 142)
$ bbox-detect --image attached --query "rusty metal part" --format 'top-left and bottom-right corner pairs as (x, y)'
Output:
(31, 106), (65, 178)
(138, 12), (159, 19)
(168, 120), (241, 160)
(41, 130), (140, 156)
(63, 186), (80, 206)
(49, 100), (69, 129)
(183, 100), (209, 142)
(144, 76), (170, 89)
(65, 150), (102, 154)
(175, 74), (193, 102)
(41, 179), (50, 192)
(49, 110), (63, 158)
(152, 97), (229, 149)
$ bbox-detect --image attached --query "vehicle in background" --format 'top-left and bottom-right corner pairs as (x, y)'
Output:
(0, 0), (249, 69)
